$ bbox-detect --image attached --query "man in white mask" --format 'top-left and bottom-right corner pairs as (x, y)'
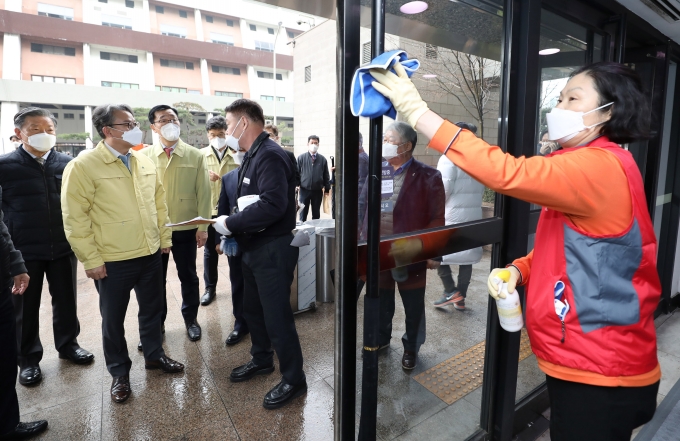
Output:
(9, 135), (21, 149)
(61, 103), (184, 405)
(0, 107), (94, 388)
(140, 105), (211, 346)
(199, 116), (237, 307)
(296, 135), (330, 221)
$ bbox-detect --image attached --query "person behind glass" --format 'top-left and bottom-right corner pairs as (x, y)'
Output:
(214, 160), (249, 346)
(0, 185), (49, 440)
(61, 104), (184, 405)
(212, 99), (306, 410)
(139, 105), (211, 345)
(370, 61), (661, 439)
(297, 135), (330, 221)
(264, 123), (300, 188)
(0, 107), (94, 388)
(538, 129), (559, 155)
(9, 135), (21, 150)
(199, 116), (237, 307)
(358, 121), (445, 370)
(429, 121), (484, 312)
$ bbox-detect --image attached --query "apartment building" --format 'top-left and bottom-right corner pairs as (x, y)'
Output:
(0, 0), (312, 152)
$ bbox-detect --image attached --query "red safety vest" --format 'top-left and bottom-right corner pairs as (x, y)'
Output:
(526, 137), (661, 378)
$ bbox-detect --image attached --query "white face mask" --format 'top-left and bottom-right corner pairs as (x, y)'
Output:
(116, 126), (144, 146)
(546, 102), (613, 144)
(210, 136), (228, 150)
(160, 123), (181, 142)
(309, 144), (319, 153)
(230, 150), (245, 165)
(382, 141), (409, 160)
(23, 132), (56, 152)
(226, 117), (246, 151)
(12, 141), (22, 149)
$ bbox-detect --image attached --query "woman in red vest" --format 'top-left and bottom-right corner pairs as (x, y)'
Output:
(370, 61), (661, 440)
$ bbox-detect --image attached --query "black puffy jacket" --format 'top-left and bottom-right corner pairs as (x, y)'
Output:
(0, 147), (73, 261)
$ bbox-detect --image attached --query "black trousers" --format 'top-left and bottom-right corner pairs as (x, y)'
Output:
(241, 234), (304, 386)
(13, 253), (80, 368)
(299, 188), (323, 222)
(546, 375), (659, 441)
(379, 283), (427, 353)
(437, 264), (473, 297)
(0, 281), (19, 436)
(94, 252), (165, 377)
(203, 217), (220, 290)
(227, 254), (248, 333)
(161, 229), (200, 325)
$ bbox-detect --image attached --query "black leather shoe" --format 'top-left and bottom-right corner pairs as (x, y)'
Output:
(402, 350), (417, 370)
(145, 355), (184, 373)
(58, 347), (94, 365)
(186, 320), (202, 341)
(18, 366), (41, 386)
(110, 375), (131, 403)
(0, 420), (48, 440)
(200, 288), (216, 306)
(229, 360), (275, 383)
(263, 379), (308, 409)
(137, 341), (143, 351)
(225, 329), (249, 346)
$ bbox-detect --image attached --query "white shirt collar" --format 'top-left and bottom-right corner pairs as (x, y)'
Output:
(22, 145), (51, 161)
(104, 141), (130, 158)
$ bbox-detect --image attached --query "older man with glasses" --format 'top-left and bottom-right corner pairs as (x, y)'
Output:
(139, 105), (211, 346)
(61, 104), (184, 404)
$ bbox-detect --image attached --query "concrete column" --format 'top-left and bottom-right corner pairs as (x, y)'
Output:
(84, 106), (93, 149)
(141, 0), (151, 33)
(2, 34), (21, 80)
(194, 9), (204, 42)
(142, 52), (155, 91)
(82, 43), (93, 86)
(5, 0), (22, 12)
(1, 102), (19, 154)
(200, 58), (210, 96)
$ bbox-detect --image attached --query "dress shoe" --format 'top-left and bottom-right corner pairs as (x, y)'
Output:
(58, 347), (94, 365)
(229, 360), (275, 383)
(263, 379), (308, 409)
(186, 320), (202, 341)
(225, 329), (249, 346)
(18, 366), (41, 386)
(200, 288), (216, 306)
(402, 350), (417, 370)
(110, 375), (131, 403)
(0, 420), (48, 440)
(145, 355), (184, 373)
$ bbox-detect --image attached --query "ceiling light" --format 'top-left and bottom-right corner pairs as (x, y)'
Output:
(539, 48), (560, 55)
(423, 74), (437, 79)
(400, 1), (428, 14)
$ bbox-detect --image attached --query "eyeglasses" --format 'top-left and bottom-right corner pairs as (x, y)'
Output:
(109, 121), (140, 130)
(155, 118), (179, 126)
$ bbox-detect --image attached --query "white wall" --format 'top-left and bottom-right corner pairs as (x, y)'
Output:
(86, 45), (153, 90)
(248, 67), (293, 103)
(83, 0), (150, 31)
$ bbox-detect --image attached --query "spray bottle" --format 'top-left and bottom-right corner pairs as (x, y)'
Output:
(494, 269), (524, 332)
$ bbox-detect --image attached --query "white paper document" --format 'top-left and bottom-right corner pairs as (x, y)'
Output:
(165, 217), (216, 227)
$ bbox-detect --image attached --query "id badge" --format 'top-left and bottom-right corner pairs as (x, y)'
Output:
(381, 162), (393, 199)
(380, 200), (394, 213)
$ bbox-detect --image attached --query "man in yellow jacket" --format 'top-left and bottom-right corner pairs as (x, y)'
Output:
(140, 104), (211, 344)
(200, 115), (237, 306)
(61, 103), (184, 405)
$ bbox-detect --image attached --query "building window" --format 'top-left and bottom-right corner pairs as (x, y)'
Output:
(198, 119), (206, 124)
(80, 114), (85, 120)
(98, 0), (107, 2)
(256, 71), (283, 80)
(53, 113), (59, 118)
(64, 113), (75, 119)
(278, 97), (285, 102)
(212, 66), (241, 75)
(156, 86), (188, 93)
(160, 59), (194, 70)
(37, 3), (74, 20)
(362, 42), (371, 64)
(249, 24), (256, 31)
(32, 75), (76, 84)
(210, 33), (234, 46)
(155, 5), (163, 13)
(288, 123), (294, 128)
(100, 52), (138, 63)
(125, 0), (134, 8)
(206, 15), (213, 23)
(102, 81), (139, 89)
(30, 43), (76, 56)
(425, 44), (438, 60)
(226, 19), (234, 27)
(102, 14), (133, 30)
(267, 27), (275, 34)
(304, 65), (311, 83)
(287, 30), (294, 38)
(260, 95), (273, 101)
(215, 91), (243, 98)
(160, 24), (187, 38)
(179, 10), (187, 18)
(254, 41), (274, 52)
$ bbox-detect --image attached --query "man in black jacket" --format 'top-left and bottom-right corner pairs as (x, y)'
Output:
(297, 135), (330, 221)
(0, 185), (49, 440)
(0, 107), (93, 387)
(264, 124), (300, 187)
(213, 99), (305, 410)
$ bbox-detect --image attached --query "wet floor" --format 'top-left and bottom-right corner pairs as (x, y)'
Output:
(16, 248), (546, 440)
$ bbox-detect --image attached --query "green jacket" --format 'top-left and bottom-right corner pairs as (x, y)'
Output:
(61, 142), (172, 270)
(140, 139), (211, 232)
(200, 146), (237, 216)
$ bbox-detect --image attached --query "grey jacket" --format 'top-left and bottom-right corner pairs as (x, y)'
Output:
(297, 152), (330, 192)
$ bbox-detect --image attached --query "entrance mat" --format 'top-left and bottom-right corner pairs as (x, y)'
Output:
(414, 329), (533, 405)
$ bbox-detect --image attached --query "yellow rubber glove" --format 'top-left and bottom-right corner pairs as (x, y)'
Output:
(370, 62), (430, 128)
(387, 238), (424, 267)
(487, 267), (520, 300)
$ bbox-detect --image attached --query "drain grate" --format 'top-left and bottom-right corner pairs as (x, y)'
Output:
(414, 329), (533, 405)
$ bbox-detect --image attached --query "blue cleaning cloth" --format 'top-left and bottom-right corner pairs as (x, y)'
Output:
(350, 50), (420, 119)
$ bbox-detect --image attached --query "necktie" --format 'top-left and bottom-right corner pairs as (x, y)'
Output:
(35, 157), (45, 166)
(164, 147), (173, 158)
(118, 154), (130, 171)
(312, 154), (316, 163)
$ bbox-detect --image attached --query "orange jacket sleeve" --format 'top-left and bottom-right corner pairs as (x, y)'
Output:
(511, 250), (533, 286)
